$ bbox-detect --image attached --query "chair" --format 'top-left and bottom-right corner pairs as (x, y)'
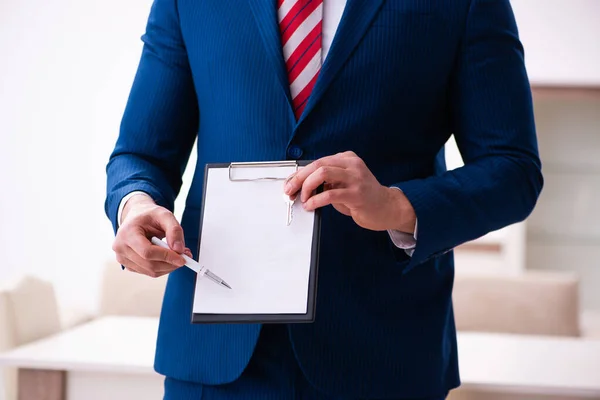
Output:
(452, 270), (580, 337)
(449, 270), (582, 400)
(98, 262), (168, 318)
(0, 276), (62, 400)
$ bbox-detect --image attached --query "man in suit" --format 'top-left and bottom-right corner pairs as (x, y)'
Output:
(105, 0), (543, 398)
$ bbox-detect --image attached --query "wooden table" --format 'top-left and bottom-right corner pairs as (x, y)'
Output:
(1, 316), (600, 399)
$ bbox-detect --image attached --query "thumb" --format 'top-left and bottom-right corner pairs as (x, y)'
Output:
(156, 212), (185, 253)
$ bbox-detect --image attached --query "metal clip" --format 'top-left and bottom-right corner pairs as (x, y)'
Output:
(228, 160), (299, 182)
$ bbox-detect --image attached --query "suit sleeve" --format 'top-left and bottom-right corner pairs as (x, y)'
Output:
(104, 0), (199, 234)
(393, 0), (543, 273)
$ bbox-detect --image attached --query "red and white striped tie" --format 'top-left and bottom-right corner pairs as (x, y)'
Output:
(278, 0), (324, 119)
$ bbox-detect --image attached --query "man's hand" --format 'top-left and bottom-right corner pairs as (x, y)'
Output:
(284, 151), (416, 233)
(112, 194), (192, 278)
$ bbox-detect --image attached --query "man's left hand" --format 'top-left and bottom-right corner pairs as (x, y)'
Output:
(284, 151), (416, 233)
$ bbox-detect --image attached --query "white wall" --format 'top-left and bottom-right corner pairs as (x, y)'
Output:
(526, 97), (600, 311)
(0, 0), (598, 316)
(0, 0), (157, 314)
(510, 0), (600, 87)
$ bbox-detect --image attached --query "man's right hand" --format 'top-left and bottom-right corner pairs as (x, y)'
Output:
(112, 194), (192, 278)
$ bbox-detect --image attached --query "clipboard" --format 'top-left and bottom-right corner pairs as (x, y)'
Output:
(191, 160), (321, 324)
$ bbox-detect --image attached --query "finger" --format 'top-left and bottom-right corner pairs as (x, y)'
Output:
(125, 247), (177, 278)
(303, 188), (353, 211)
(116, 254), (140, 273)
(129, 232), (186, 266)
(284, 154), (353, 196)
(120, 243), (178, 274)
(154, 211), (186, 253)
(115, 254), (171, 278)
(184, 248), (193, 258)
(332, 203), (352, 216)
(300, 166), (351, 203)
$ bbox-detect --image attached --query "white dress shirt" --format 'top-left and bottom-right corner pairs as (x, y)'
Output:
(321, 0), (345, 60)
(117, 0), (417, 254)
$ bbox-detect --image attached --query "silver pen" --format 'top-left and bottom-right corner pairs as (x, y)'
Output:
(150, 237), (232, 289)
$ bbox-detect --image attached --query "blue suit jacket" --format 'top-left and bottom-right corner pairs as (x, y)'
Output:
(105, 0), (543, 398)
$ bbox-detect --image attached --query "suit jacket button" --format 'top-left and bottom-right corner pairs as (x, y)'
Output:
(287, 146), (303, 159)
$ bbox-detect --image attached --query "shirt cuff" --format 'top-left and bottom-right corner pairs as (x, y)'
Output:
(117, 191), (152, 227)
(387, 187), (418, 256)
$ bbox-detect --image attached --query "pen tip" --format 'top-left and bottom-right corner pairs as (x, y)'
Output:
(222, 282), (232, 289)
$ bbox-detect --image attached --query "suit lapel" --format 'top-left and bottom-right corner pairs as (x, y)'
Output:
(297, 0), (386, 126)
(247, 0), (295, 121)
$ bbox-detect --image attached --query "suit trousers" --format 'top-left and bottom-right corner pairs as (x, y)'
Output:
(163, 324), (448, 400)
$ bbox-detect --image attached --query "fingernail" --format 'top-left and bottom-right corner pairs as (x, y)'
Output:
(173, 240), (184, 252)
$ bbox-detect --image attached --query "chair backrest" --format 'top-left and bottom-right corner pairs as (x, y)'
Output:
(98, 262), (168, 318)
(453, 271), (580, 337)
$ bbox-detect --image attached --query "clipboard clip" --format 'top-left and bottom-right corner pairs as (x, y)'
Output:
(228, 160), (299, 182)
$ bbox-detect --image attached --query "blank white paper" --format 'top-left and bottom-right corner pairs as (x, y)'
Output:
(193, 165), (316, 315)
